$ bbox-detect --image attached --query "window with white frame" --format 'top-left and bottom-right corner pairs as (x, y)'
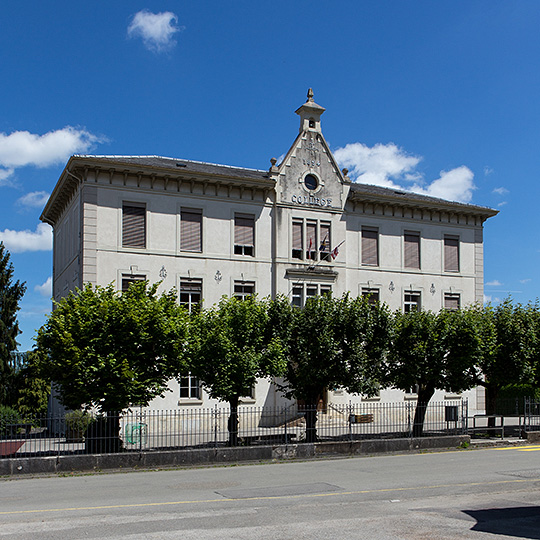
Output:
(234, 214), (255, 256)
(362, 287), (380, 305)
(444, 293), (460, 311)
(291, 283), (331, 307)
(121, 274), (146, 292)
(444, 235), (459, 272)
(180, 279), (202, 312)
(404, 231), (420, 269)
(179, 374), (201, 400)
(122, 203), (146, 248)
(291, 218), (332, 261)
(361, 228), (379, 266)
(404, 292), (421, 313)
(234, 281), (255, 300)
(180, 208), (202, 252)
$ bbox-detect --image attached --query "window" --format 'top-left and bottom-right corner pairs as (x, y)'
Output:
(234, 281), (255, 300)
(362, 228), (379, 266)
(319, 221), (331, 261)
(404, 292), (421, 313)
(444, 236), (459, 272)
(180, 279), (202, 312)
(292, 220), (303, 259)
(180, 209), (202, 252)
(404, 231), (420, 269)
(444, 293), (460, 311)
(121, 274), (146, 292)
(180, 374), (201, 400)
(291, 283), (331, 307)
(362, 288), (380, 305)
(234, 214), (254, 256)
(122, 204), (146, 248)
(292, 285), (303, 307)
(291, 219), (332, 262)
(306, 221), (317, 260)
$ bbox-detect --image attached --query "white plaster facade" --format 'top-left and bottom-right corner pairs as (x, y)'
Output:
(41, 91), (497, 414)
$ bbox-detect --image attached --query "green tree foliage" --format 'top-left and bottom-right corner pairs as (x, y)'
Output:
(385, 308), (481, 436)
(474, 299), (539, 417)
(12, 351), (50, 418)
(188, 295), (285, 445)
(0, 242), (26, 406)
(276, 294), (391, 443)
(36, 281), (189, 414)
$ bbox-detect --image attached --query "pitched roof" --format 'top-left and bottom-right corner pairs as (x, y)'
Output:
(73, 154), (270, 181)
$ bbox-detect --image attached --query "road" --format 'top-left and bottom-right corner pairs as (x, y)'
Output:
(1, 445), (540, 539)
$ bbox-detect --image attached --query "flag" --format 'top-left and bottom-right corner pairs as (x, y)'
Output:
(330, 240), (344, 260)
(319, 232), (329, 252)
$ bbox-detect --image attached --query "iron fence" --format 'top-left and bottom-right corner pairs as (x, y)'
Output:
(0, 400), (468, 459)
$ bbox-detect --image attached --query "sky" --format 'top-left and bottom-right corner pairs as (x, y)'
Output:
(1, 1), (539, 351)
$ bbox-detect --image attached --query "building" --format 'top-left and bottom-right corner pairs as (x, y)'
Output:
(41, 90), (497, 413)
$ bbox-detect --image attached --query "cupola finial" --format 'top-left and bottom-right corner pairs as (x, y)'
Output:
(307, 88), (314, 102)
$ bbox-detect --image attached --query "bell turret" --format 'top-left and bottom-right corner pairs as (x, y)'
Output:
(295, 88), (325, 133)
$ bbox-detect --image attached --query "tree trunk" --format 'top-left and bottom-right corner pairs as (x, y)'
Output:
(227, 396), (239, 446)
(485, 385), (498, 428)
(412, 387), (435, 438)
(85, 411), (122, 453)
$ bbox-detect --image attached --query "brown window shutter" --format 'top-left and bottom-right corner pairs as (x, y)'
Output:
(404, 232), (420, 268)
(320, 222), (331, 253)
(362, 228), (378, 266)
(234, 215), (254, 247)
(444, 236), (459, 272)
(444, 294), (460, 310)
(122, 204), (146, 248)
(181, 210), (202, 252)
(306, 221), (317, 256)
(292, 221), (303, 250)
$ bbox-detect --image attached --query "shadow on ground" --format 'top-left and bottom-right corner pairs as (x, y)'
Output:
(463, 506), (540, 538)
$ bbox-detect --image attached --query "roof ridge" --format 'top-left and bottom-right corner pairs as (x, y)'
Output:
(73, 154), (267, 174)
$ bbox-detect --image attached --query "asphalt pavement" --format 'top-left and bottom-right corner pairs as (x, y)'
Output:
(1, 444), (540, 539)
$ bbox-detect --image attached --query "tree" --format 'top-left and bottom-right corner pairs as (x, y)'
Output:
(277, 294), (391, 443)
(36, 281), (189, 450)
(0, 242), (26, 406)
(188, 295), (285, 446)
(474, 299), (539, 419)
(385, 308), (481, 437)
(11, 351), (50, 417)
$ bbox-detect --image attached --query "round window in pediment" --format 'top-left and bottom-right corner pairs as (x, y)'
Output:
(304, 174), (318, 191)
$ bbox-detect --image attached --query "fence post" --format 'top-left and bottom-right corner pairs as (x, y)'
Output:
(214, 404), (218, 448)
(348, 401), (353, 442)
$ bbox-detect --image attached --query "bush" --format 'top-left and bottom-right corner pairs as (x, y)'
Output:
(0, 406), (23, 437)
(65, 410), (94, 441)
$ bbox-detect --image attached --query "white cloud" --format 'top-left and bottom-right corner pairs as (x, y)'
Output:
(128, 10), (181, 52)
(493, 187), (508, 195)
(485, 280), (502, 287)
(0, 223), (52, 253)
(497, 201), (507, 207)
(484, 166), (494, 176)
(334, 142), (475, 203)
(0, 127), (101, 182)
(519, 278), (532, 284)
(17, 191), (50, 208)
(334, 142), (421, 189)
(483, 295), (492, 303)
(34, 276), (52, 297)
(411, 166), (475, 204)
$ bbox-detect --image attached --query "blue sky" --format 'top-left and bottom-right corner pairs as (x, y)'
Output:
(1, 2), (539, 351)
